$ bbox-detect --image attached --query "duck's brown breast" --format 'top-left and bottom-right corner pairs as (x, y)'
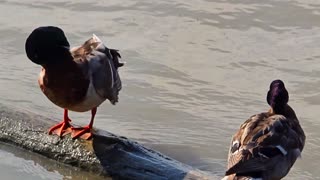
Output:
(38, 62), (90, 110)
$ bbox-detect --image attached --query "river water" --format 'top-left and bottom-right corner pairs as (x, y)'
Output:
(0, 0), (319, 179)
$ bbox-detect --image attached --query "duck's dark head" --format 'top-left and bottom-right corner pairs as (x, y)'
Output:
(267, 79), (289, 113)
(25, 26), (72, 66)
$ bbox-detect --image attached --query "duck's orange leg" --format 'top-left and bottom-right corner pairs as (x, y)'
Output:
(48, 109), (73, 137)
(71, 107), (97, 140)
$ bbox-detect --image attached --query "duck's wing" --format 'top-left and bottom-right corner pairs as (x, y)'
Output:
(226, 113), (304, 176)
(71, 34), (123, 104)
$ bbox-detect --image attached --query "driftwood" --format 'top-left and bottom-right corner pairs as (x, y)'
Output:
(0, 104), (215, 180)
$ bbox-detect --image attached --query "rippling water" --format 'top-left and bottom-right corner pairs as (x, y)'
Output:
(0, 0), (320, 179)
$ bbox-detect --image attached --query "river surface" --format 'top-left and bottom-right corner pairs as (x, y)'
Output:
(0, 0), (319, 179)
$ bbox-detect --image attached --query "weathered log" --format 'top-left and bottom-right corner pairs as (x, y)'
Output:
(0, 104), (215, 180)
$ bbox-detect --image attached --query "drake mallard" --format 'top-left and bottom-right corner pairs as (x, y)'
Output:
(25, 26), (123, 140)
(223, 80), (305, 180)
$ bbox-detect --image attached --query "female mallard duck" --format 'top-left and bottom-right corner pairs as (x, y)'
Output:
(25, 26), (123, 140)
(223, 80), (305, 180)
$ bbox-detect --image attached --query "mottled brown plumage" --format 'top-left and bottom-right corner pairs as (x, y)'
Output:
(223, 80), (305, 180)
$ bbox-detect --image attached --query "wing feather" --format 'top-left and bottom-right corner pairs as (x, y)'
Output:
(226, 113), (301, 176)
(71, 35), (123, 104)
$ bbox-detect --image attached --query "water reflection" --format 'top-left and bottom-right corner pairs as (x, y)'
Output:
(0, 142), (107, 180)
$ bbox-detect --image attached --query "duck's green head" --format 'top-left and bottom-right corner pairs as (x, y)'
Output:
(25, 26), (71, 65)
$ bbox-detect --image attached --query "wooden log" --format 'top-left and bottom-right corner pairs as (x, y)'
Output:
(0, 104), (215, 179)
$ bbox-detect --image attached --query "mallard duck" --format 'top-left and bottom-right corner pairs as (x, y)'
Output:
(25, 26), (123, 140)
(223, 80), (305, 180)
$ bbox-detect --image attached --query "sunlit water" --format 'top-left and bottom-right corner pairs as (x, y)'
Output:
(0, 0), (320, 179)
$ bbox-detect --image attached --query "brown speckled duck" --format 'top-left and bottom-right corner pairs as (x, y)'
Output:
(223, 80), (305, 180)
(25, 26), (123, 140)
